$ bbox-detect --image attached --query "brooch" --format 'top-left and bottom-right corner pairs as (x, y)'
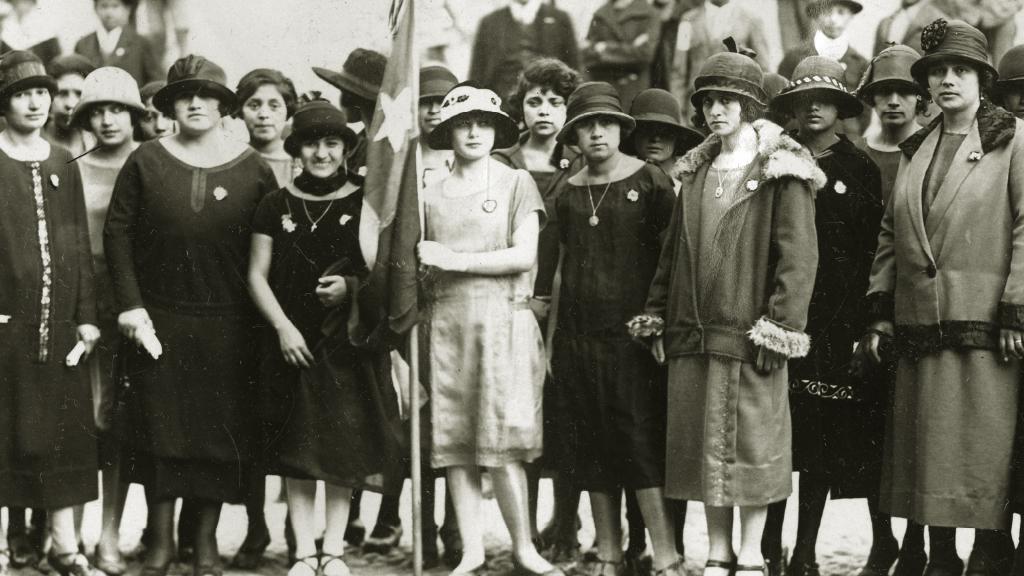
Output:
(213, 186), (228, 201)
(50, 174), (59, 188)
(834, 180), (847, 194)
(340, 214), (353, 226)
(281, 214), (297, 233)
(745, 179), (759, 191)
(968, 151), (982, 162)
(358, 166), (368, 177)
(115, 47), (126, 57)
(559, 158), (570, 170)
(626, 189), (639, 202)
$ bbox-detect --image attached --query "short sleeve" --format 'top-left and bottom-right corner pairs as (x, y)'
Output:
(252, 190), (283, 237)
(510, 169), (546, 233)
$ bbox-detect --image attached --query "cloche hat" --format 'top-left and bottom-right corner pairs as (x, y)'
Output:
(690, 37), (767, 109)
(283, 95), (358, 158)
(0, 50), (56, 104)
(71, 66), (145, 129)
(910, 19), (997, 88)
(420, 65), (458, 100)
(427, 83), (519, 150)
(556, 81), (636, 145)
(153, 55), (237, 117)
(856, 44), (924, 100)
(623, 88), (703, 155)
(994, 44), (1024, 103)
(771, 55), (864, 119)
(313, 48), (387, 101)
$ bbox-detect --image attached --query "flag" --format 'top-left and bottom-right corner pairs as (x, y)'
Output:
(357, 0), (420, 344)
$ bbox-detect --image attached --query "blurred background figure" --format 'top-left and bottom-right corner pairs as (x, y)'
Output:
(136, 79), (175, 139)
(0, 0), (59, 64)
(995, 43), (1024, 117)
(873, 0), (947, 55)
(44, 54), (96, 156)
(75, 0), (163, 87)
(130, 0), (192, 69)
(581, 0), (661, 110)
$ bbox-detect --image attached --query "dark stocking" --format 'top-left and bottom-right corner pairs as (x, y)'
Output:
(526, 463), (541, 540)
(193, 500), (223, 570)
(762, 499), (787, 564)
(177, 499), (200, 555)
(625, 490), (647, 557)
(867, 496), (898, 553)
(790, 473), (830, 566)
(928, 527), (960, 567)
(669, 500), (687, 557)
(143, 497), (175, 569)
(376, 494), (401, 529)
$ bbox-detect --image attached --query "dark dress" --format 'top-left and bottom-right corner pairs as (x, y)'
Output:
(251, 179), (401, 491)
(104, 141), (277, 504)
(551, 163), (675, 493)
(0, 145), (98, 509)
(788, 135), (884, 498)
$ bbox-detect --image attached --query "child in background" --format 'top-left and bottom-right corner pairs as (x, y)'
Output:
(74, 0), (162, 86)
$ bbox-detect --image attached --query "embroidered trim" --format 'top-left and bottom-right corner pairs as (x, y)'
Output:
(893, 320), (998, 359)
(790, 379), (858, 400)
(31, 163), (53, 363)
(627, 314), (665, 338)
(747, 316), (811, 358)
(785, 75), (849, 92)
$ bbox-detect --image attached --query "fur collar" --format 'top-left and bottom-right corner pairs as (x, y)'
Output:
(671, 119), (827, 191)
(899, 100), (1017, 157)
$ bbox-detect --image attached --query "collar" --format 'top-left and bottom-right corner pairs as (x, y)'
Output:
(813, 30), (849, 61)
(899, 100), (1018, 157)
(97, 26), (124, 55)
(508, 0), (543, 25)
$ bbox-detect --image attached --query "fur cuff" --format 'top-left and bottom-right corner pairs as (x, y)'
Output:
(747, 316), (811, 358)
(627, 314), (665, 339)
(999, 302), (1024, 331)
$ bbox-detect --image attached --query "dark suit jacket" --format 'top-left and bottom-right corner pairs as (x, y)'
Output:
(74, 25), (162, 86)
(582, 0), (662, 108)
(469, 4), (579, 103)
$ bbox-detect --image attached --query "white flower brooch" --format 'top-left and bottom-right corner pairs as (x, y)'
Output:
(50, 174), (59, 188)
(559, 158), (570, 170)
(626, 189), (639, 202)
(213, 186), (228, 201)
(281, 214), (297, 233)
(745, 179), (759, 191)
(340, 214), (353, 226)
(834, 180), (847, 194)
(968, 151), (982, 162)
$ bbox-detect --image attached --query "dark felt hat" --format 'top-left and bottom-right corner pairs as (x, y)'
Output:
(623, 88), (703, 155)
(283, 97), (358, 158)
(420, 65), (458, 100)
(139, 80), (165, 103)
(0, 50), (56, 103)
(153, 55), (237, 117)
(427, 83), (519, 150)
(995, 44), (1024, 97)
(690, 38), (767, 108)
(46, 54), (95, 80)
(856, 44), (924, 100)
(312, 48), (387, 101)
(806, 0), (863, 16)
(911, 19), (997, 88)
(772, 55), (864, 119)
(556, 81), (636, 145)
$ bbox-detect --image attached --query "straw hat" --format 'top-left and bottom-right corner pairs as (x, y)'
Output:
(154, 55), (237, 116)
(556, 81), (636, 145)
(283, 97), (357, 158)
(427, 83), (519, 150)
(71, 67), (145, 129)
(0, 50), (56, 104)
(313, 48), (387, 101)
(910, 19), (997, 88)
(771, 55), (864, 119)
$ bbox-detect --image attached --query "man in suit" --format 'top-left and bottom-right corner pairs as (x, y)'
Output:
(872, 0), (946, 56)
(75, 0), (163, 87)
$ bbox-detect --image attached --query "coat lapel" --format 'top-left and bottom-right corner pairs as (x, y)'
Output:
(925, 123), (982, 240)
(903, 126), (939, 264)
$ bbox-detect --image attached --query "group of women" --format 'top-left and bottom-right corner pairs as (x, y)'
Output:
(3, 11), (1024, 576)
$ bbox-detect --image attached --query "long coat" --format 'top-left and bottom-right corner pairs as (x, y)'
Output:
(74, 25), (163, 86)
(582, 0), (662, 108)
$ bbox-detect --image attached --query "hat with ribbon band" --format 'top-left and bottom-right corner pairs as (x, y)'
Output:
(771, 55), (864, 119)
(0, 50), (56, 104)
(910, 19), (997, 88)
(556, 81), (636, 145)
(427, 83), (519, 151)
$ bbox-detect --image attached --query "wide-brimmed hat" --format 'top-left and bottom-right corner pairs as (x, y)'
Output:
(283, 97), (358, 158)
(910, 19), (997, 88)
(153, 55), (237, 117)
(994, 44), (1024, 101)
(427, 83), (519, 150)
(0, 50), (56, 103)
(623, 88), (703, 155)
(690, 39), (767, 109)
(70, 66), (145, 129)
(856, 44), (924, 101)
(806, 0), (862, 16)
(556, 81), (636, 145)
(421, 65), (458, 100)
(772, 55), (863, 119)
(312, 48), (386, 101)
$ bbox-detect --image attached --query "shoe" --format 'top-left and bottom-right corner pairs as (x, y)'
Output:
(441, 528), (464, 568)
(287, 555), (319, 576)
(344, 518), (366, 547)
(624, 551), (652, 576)
(48, 551), (99, 576)
(320, 554), (352, 576)
(967, 533), (1015, 576)
(787, 560), (820, 576)
(513, 557), (567, 576)
(764, 552), (786, 576)
(8, 529), (40, 568)
(576, 557), (627, 576)
(451, 560), (488, 576)
(858, 540), (900, 576)
(923, 556), (965, 576)
(193, 563), (223, 576)
(894, 551), (928, 576)
(704, 558), (737, 576)
(93, 550), (127, 576)
(736, 565), (766, 576)
(652, 558), (686, 576)
(139, 561), (172, 576)
(362, 523), (403, 554)
(177, 544), (195, 565)
(230, 525), (271, 569)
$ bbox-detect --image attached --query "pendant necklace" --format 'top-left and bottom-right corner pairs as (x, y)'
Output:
(712, 164), (737, 198)
(586, 157), (620, 227)
(481, 158), (498, 213)
(302, 197), (336, 231)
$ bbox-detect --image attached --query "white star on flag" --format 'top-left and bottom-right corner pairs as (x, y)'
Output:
(373, 87), (415, 153)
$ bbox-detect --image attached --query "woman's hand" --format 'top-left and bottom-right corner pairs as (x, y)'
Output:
(756, 346), (787, 373)
(1000, 328), (1024, 362)
(651, 336), (666, 365)
(277, 323), (314, 368)
(861, 320), (894, 364)
(117, 308), (152, 341)
(76, 324), (101, 357)
(417, 241), (466, 272)
(315, 275), (348, 307)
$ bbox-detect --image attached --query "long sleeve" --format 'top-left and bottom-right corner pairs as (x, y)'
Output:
(865, 158), (900, 323)
(854, 160), (884, 332)
(71, 162), (97, 326)
(103, 154), (145, 313)
(999, 126), (1024, 329)
(643, 179), (683, 321)
(586, 12), (661, 71)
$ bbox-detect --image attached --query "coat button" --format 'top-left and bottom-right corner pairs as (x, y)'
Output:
(926, 263), (937, 278)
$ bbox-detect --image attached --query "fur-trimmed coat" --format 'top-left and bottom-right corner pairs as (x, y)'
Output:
(865, 102), (1024, 358)
(637, 120), (822, 361)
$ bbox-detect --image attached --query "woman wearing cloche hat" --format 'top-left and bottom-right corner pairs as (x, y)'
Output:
(632, 40), (821, 576)
(104, 54), (279, 576)
(0, 49), (102, 576)
(549, 80), (680, 576)
(994, 44), (1024, 119)
(417, 82), (560, 576)
(859, 17), (1024, 575)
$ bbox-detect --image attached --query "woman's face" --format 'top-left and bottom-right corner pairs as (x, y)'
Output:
(702, 91), (744, 137)
(814, 5), (853, 39)
(633, 124), (676, 164)
(173, 94), (223, 135)
(927, 61), (981, 114)
(241, 84), (288, 146)
(6, 87), (51, 134)
(872, 87), (919, 128)
(1003, 90), (1024, 119)
(574, 116), (622, 163)
(139, 96), (175, 140)
(793, 96), (840, 134)
(522, 86), (567, 139)
(451, 116), (496, 160)
(88, 102), (133, 148)
(418, 96), (443, 136)
(300, 135), (346, 178)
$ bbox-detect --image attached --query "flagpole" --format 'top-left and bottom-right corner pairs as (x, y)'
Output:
(410, 326), (423, 576)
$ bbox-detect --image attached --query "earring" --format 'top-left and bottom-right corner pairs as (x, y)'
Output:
(342, 157), (349, 176)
